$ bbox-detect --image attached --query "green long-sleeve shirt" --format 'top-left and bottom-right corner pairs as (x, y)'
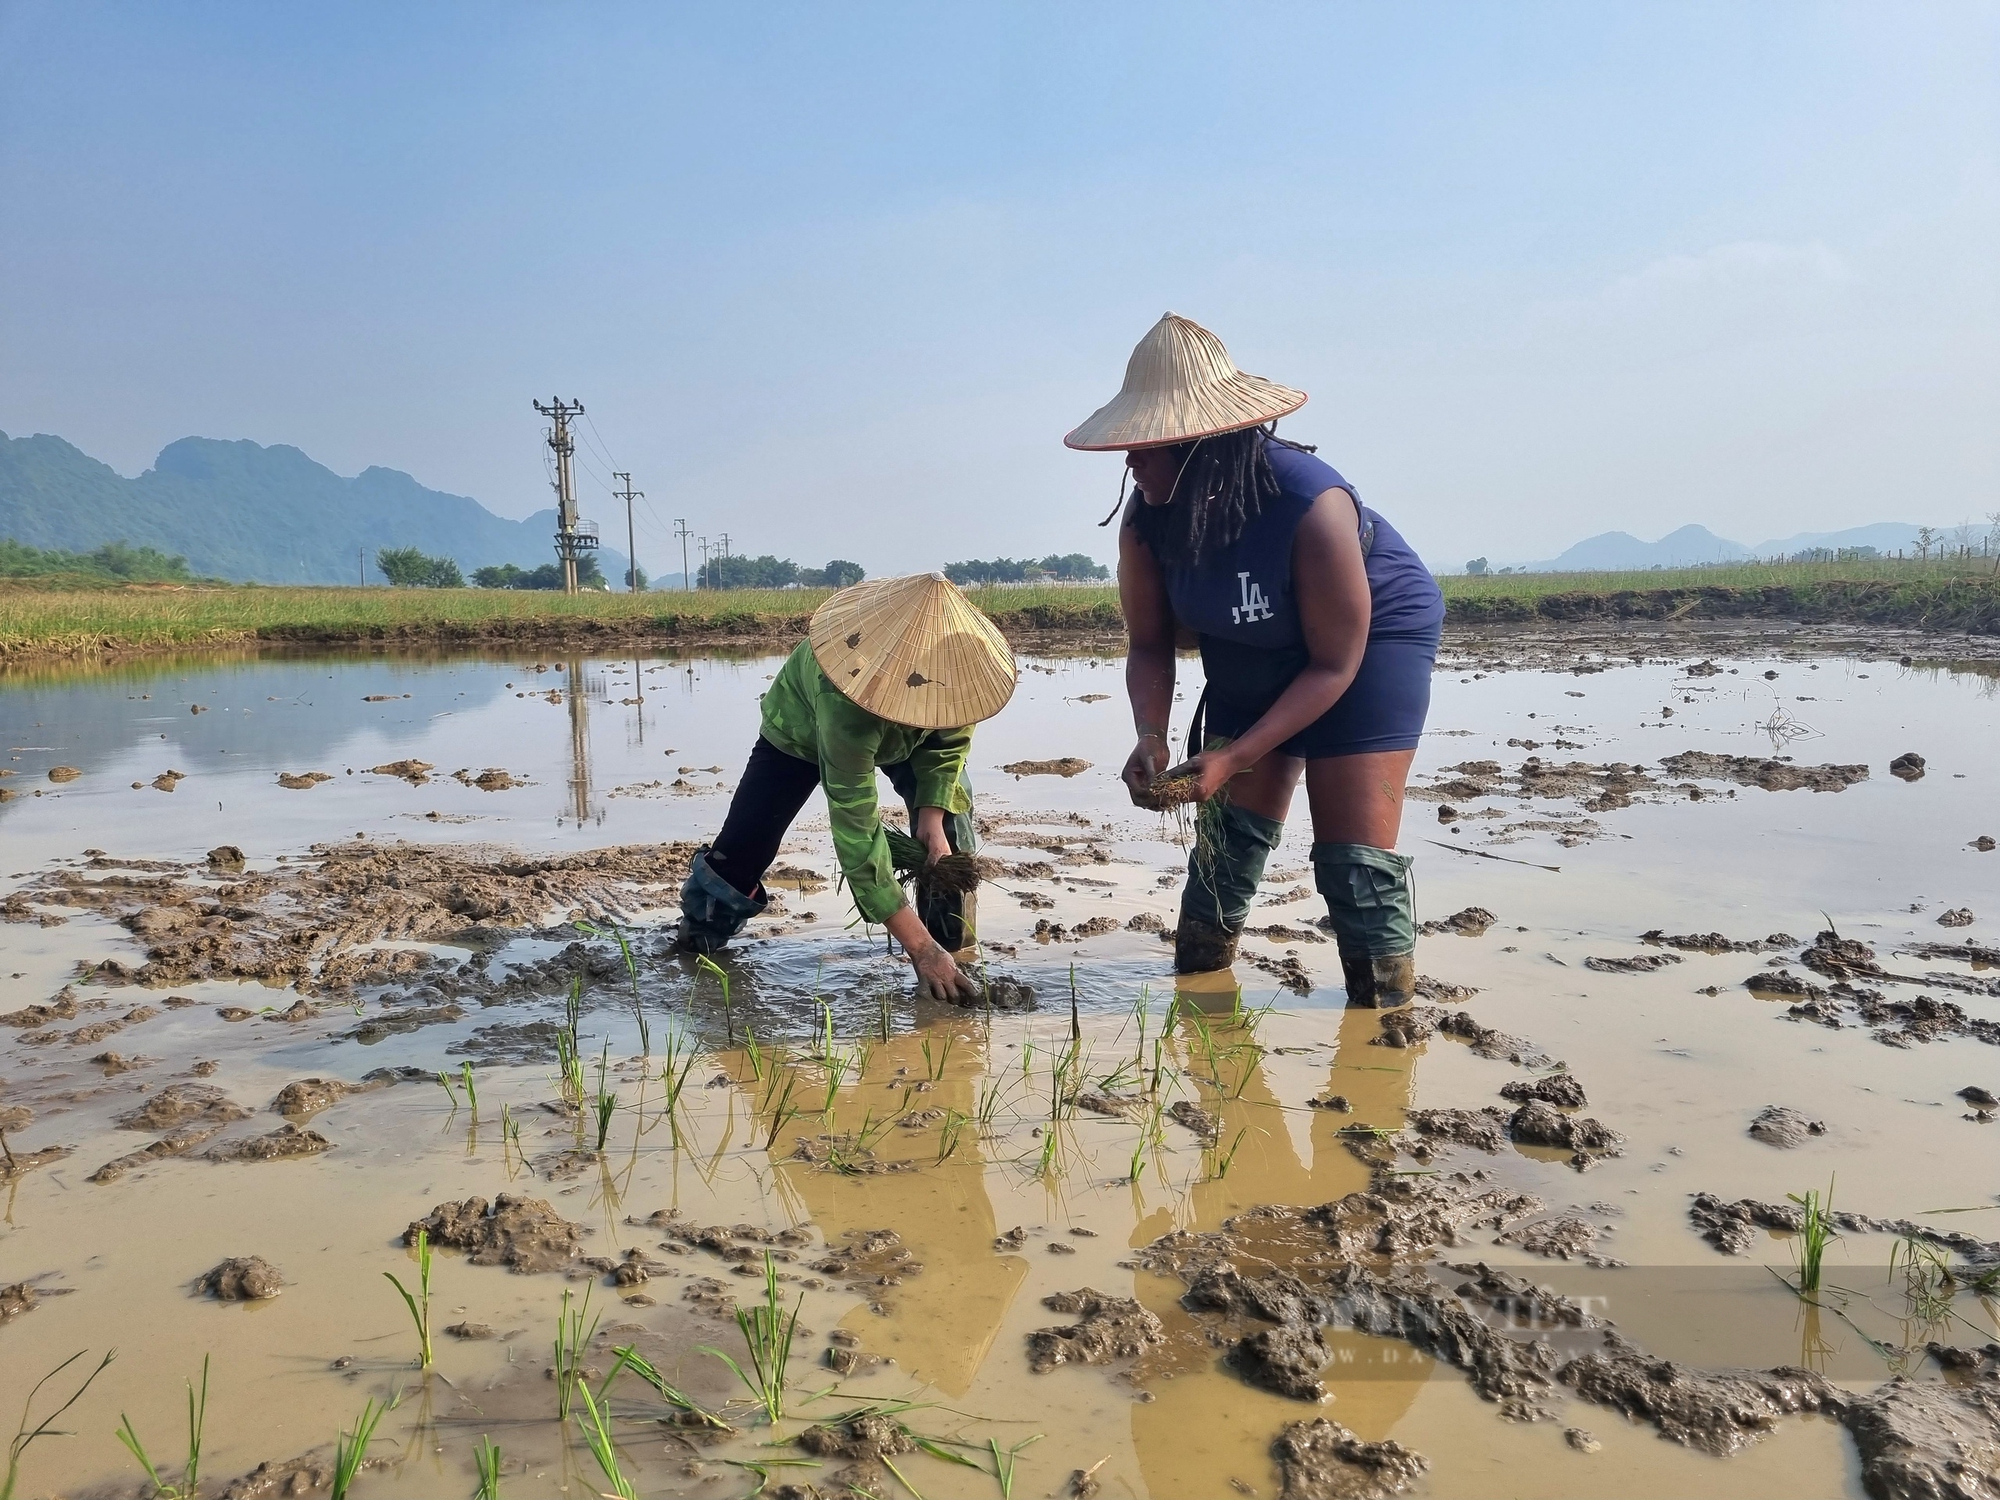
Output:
(758, 640), (973, 924)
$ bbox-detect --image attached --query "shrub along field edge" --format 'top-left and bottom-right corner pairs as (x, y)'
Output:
(2, 569), (1996, 660)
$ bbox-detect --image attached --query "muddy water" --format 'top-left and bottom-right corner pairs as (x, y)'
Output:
(2, 635), (1997, 1498)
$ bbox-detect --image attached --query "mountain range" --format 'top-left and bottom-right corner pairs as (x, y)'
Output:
(0, 429), (631, 586)
(1518, 521), (1928, 573)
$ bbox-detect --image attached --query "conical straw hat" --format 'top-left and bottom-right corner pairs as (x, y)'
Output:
(810, 572), (1018, 730)
(1064, 312), (1307, 451)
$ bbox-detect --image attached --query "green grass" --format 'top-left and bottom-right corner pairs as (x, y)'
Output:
(114, 1354), (208, 1499)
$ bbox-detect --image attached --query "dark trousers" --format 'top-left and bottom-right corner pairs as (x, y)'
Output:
(706, 736), (978, 948)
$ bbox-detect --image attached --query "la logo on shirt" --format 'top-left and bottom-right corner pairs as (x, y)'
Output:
(1231, 571), (1274, 625)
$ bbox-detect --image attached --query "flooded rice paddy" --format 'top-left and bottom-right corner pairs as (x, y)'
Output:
(2, 626), (1997, 1499)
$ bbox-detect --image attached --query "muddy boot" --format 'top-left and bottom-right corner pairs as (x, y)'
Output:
(670, 847), (766, 955)
(1338, 949), (1417, 1009)
(1176, 801), (1285, 974)
(1313, 842), (1417, 1008)
(1175, 915), (1242, 973)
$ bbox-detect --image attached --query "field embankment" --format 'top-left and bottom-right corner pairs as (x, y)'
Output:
(2, 561), (1996, 661)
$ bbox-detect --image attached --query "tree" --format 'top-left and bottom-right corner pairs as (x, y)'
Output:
(699, 553), (798, 589)
(800, 559), (865, 588)
(1914, 525), (1939, 560)
(376, 547), (463, 587)
(470, 556), (604, 590)
(1464, 557), (1489, 576)
(0, 538), (195, 581)
(624, 564), (648, 591)
(1036, 553), (1110, 580)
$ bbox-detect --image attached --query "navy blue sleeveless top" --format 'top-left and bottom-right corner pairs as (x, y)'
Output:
(1155, 440), (1443, 645)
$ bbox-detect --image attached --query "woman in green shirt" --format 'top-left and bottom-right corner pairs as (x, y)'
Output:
(673, 573), (1018, 1002)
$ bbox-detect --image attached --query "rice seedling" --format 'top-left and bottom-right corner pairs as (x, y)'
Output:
(815, 994), (835, 1060)
(659, 1035), (699, 1149)
(720, 1458), (823, 1491)
(854, 1105), (904, 1152)
(112, 1354), (207, 1500)
(989, 1434), (1045, 1498)
(554, 1285), (601, 1420)
(1889, 1234), (1958, 1326)
(1210, 1128), (1248, 1180)
(920, 1032), (954, 1081)
(1787, 1177), (1839, 1295)
(598, 1346), (730, 1430)
(4, 1350), (116, 1500)
(700, 1253), (801, 1424)
(818, 1048), (852, 1121)
(882, 1454), (925, 1497)
(554, 1029), (586, 1112)
(877, 990), (892, 1042)
(593, 1044), (618, 1153)
(974, 1073), (1011, 1130)
(1128, 1103), (1165, 1185)
(742, 1025), (765, 1083)
(435, 1069), (459, 1111)
(384, 1228), (434, 1368)
(763, 1072), (802, 1152)
(936, 1109), (968, 1164)
(572, 1383), (637, 1500)
(330, 1394), (393, 1500)
(459, 1060), (478, 1115)
(474, 1435), (502, 1498)
(695, 954), (734, 1041)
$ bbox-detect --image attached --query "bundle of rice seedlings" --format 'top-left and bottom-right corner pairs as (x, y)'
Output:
(1133, 771), (1201, 811)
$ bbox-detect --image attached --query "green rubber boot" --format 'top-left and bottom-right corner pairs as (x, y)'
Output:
(1175, 802), (1284, 974)
(1312, 842), (1417, 1008)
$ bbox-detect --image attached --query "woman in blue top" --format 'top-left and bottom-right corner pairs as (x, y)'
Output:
(1066, 313), (1444, 1006)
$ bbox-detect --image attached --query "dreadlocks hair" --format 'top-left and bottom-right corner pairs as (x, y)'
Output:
(1128, 425), (1315, 568)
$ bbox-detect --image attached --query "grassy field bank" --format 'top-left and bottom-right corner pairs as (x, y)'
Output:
(2, 560), (1996, 660)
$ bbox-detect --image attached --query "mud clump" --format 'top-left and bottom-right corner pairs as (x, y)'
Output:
(216, 1455), (334, 1498)
(47, 765), (82, 783)
(1, 1282), (37, 1323)
(1405, 1108), (1509, 1153)
(206, 845), (245, 871)
(1938, 908), (1975, 929)
(198, 1256), (284, 1300)
(271, 1078), (359, 1116)
(797, 1415), (916, 1460)
(1584, 953), (1682, 974)
(1000, 758), (1092, 778)
(276, 771), (333, 789)
(1842, 1372), (2000, 1500)
(1657, 750), (1869, 793)
(1496, 1216), (1620, 1265)
(1748, 1105), (1828, 1148)
(1508, 1101), (1625, 1163)
(1559, 1330), (1837, 1457)
(1376, 1006), (1554, 1068)
(1644, 929), (1796, 954)
(90, 1123), (230, 1182)
(1889, 752), (1928, 782)
(1272, 1418), (1429, 1500)
(956, 972), (1036, 1011)
(1168, 1100), (1220, 1144)
(1500, 1073), (1587, 1109)
(368, 759), (434, 784)
(115, 1083), (250, 1131)
(1232, 1324), (1333, 1401)
(1419, 907), (1496, 938)
(205, 1124), (333, 1162)
(407, 1194), (586, 1274)
(1026, 1288), (1164, 1372)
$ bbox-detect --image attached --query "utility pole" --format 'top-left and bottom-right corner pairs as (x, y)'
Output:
(698, 537), (711, 590)
(358, 547), (365, 587)
(533, 398), (592, 595)
(612, 472), (643, 592)
(673, 518), (692, 592)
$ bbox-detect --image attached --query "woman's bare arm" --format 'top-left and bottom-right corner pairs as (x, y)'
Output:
(1118, 504), (1179, 796)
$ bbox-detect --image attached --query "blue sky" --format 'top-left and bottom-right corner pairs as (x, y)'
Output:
(2, 2), (1994, 573)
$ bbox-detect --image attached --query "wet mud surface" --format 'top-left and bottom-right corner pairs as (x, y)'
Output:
(3, 630), (1999, 1497)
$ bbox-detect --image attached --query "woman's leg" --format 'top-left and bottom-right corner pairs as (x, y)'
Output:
(674, 738), (822, 953)
(1174, 748), (1302, 972)
(1304, 749), (1420, 1007)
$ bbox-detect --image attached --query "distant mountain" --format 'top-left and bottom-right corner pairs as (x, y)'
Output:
(1520, 520), (1927, 573)
(1524, 524), (1749, 572)
(0, 429), (630, 586)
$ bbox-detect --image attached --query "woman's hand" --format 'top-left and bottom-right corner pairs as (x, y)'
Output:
(915, 805), (952, 868)
(1121, 731), (1170, 804)
(910, 936), (977, 1001)
(1179, 745), (1244, 803)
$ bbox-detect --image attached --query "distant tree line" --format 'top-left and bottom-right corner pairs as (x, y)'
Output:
(695, 555), (865, 590)
(468, 558), (608, 590)
(943, 554), (1108, 585)
(0, 538), (196, 582)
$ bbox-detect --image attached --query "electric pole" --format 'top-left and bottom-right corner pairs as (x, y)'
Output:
(612, 472), (643, 591)
(698, 537), (711, 590)
(533, 398), (593, 595)
(358, 547), (365, 587)
(673, 518), (692, 592)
